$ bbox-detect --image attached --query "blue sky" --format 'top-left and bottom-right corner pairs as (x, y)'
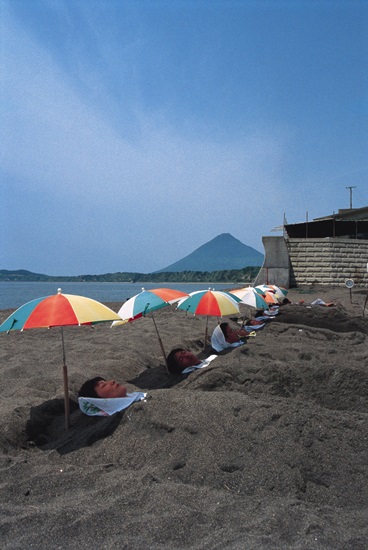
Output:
(1, 0), (367, 275)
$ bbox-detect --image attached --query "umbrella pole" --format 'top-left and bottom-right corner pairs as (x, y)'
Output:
(204, 316), (209, 350)
(60, 327), (70, 430)
(151, 315), (169, 374)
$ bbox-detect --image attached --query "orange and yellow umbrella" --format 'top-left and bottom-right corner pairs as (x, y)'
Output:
(0, 288), (121, 429)
(176, 289), (240, 348)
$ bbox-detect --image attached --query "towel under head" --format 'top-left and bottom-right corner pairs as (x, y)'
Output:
(78, 391), (147, 416)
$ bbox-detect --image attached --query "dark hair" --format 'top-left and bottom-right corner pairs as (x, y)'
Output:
(166, 347), (185, 375)
(219, 322), (229, 337)
(78, 377), (105, 398)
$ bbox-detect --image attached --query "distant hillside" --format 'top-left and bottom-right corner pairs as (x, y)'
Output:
(0, 267), (259, 285)
(155, 233), (264, 273)
(0, 234), (263, 283)
(0, 269), (50, 281)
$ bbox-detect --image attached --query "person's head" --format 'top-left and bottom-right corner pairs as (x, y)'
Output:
(166, 347), (200, 374)
(78, 376), (105, 398)
(78, 377), (127, 398)
(219, 322), (230, 338)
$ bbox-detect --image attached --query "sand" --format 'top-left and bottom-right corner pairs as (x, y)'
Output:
(0, 285), (367, 549)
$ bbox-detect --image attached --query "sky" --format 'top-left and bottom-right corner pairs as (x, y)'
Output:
(1, 0), (367, 276)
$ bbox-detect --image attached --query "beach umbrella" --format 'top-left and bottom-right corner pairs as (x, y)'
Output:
(268, 285), (288, 300)
(254, 286), (280, 305)
(229, 286), (269, 310)
(255, 284), (277, 296)
(176, 289), (240, 349)
(256, 284), (288, 299)
(0, 288), (122, 430)
(113, 288), (189, 370)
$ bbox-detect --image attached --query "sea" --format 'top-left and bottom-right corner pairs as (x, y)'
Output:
(0, 281), (241, 310)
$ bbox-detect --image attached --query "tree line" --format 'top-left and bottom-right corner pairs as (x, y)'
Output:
(0, 267), (260, 284)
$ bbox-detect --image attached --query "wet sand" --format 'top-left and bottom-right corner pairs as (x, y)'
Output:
(0, 285), (367, 549)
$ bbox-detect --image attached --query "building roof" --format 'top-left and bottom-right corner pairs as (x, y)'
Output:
(284, 205), (368, 239)
(313, 205), (368, 221)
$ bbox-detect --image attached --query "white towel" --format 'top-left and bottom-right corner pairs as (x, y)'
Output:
(78, 392), (147, 417)
(311, 298), (326, 305)
(181, 354), (218, 374)
(210, 325), (244, 352)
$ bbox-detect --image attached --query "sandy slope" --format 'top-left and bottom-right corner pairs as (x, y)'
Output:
(0, 285), (367, 549)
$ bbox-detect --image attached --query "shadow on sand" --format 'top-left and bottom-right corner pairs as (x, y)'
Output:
(26, 398), (125, 455)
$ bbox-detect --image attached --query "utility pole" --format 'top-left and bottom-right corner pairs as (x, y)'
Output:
(346, 186), (356, 209)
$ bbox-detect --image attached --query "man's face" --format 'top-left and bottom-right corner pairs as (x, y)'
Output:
(174, 350), (201, 369)
(94, 379), (127, 398)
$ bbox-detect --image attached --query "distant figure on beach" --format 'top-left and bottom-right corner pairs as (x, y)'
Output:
(166, 348), (202, 374)
(311, 298), (335, 307)
(78, 377), (127, 399)
(211, 322), (249, 352)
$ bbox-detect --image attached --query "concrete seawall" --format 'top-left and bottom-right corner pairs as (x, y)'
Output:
(255, 236), (368, 288)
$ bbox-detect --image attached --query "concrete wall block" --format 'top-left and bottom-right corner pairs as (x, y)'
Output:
(304, 278), (318, 284)
(264, 237), (368, 287)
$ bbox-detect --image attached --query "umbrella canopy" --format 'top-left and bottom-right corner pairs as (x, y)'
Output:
(113, 288), (189, 370)
(254, 286), (280, 304)
(0, 291), (121, 330)
(229, 287), (269, 310)
(268, 285), (288, 300)
(254, 284), (278, 298)
(0, 288), (121, 430)
(114, 287), (188, 321)
(176, 289), (240, 348)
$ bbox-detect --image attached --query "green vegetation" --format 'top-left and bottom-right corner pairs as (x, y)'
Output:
(0, 267), (260, 284)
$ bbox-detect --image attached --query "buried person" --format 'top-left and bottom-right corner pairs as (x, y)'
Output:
(221, 321), (250, 343)
(78, 377), (127, 399)
(166, 348), (218, 375)
(166, 348), (201, 375)
(78, 377), (146, 417)
(211, 321), (250, 352)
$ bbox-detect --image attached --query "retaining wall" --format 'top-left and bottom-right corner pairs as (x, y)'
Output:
(287, 238), (368, 287)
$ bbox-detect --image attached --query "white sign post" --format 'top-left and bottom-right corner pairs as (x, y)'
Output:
(345, 279), (354, 304)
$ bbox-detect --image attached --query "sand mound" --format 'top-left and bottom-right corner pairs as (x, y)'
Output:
(0, 285), (367, 549)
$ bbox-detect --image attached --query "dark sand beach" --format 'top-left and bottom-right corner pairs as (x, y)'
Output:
(1, 285), (367, 549)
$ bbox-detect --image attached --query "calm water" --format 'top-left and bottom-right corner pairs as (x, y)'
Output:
(0, 281), (240, 310)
